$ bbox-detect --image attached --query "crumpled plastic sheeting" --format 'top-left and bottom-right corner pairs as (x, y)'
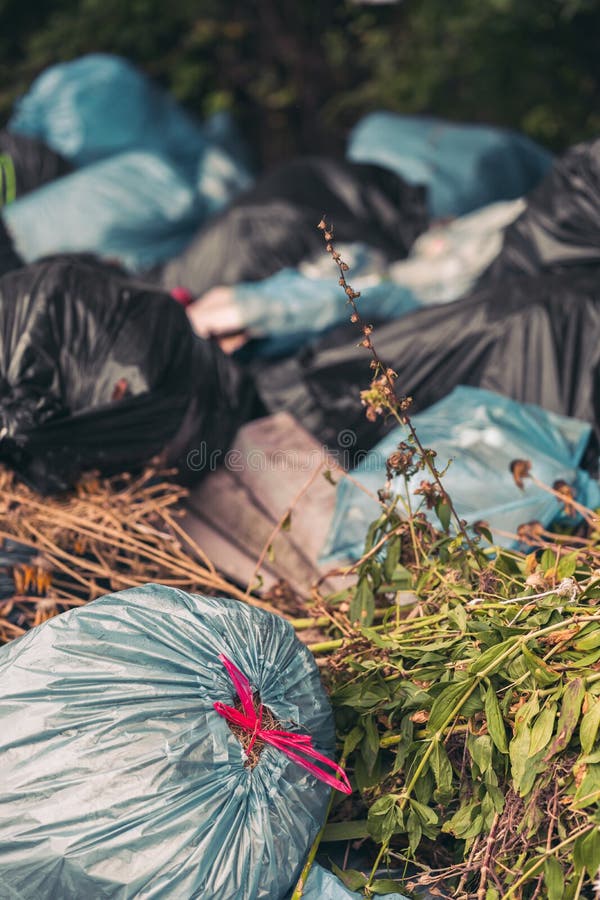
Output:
(479, 136), (600, 282)
(256, 268), (600, 455)
(322, 387), (600, 561)
(3, 150), (205, 273)
(347, 112), (552, 218)
(0, 255), (258, 492)
(0, 585), (335, 899)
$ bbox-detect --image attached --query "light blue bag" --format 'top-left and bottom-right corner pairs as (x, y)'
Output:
(233, 268), (419, 347)
(9, 53), (251, 208)
(2, 150), (204, 272)
(347, 113), (553, 218)
(322, 386), (600, 562)
(0, 585), (335, 899)
(11, 54), (208, 169)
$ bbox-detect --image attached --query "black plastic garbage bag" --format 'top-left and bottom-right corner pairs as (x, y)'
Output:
(256, 268), (600, 456)
(159, 157), (428, 296)
(0, 255), (258, 492)
(0, 130), (71, 204)
(0, 218), (22, 277)
(480, 137), (600, 282)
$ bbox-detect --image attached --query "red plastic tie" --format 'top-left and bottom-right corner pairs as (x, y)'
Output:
(171, 286), (194, 307)
(214, 654), (352, 794)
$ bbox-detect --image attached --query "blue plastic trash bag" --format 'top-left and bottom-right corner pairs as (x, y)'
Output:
(3, 150), (205, 272)
(12, 53), (204, 170)
(294, 863), (409, 899)
(347, 113), (553, 218)
(231, 247), (420, 347)
(322, 387), (600, 562)
(0, 584), (336, 899)
(9, 53), (251, 206)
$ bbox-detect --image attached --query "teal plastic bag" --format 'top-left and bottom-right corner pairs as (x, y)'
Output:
(0, 585), (335, 898)
(3, 150), (204, 272)
(347, 112), (552, 218)
(322, 386), (600, 561)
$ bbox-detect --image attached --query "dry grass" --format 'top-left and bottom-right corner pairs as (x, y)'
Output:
(0, 464), (283, 644)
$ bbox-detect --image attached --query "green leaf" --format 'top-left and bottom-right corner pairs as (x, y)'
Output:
(430, 740), (454, 801)
(407, 809), (422, 852)
(350, 577), (375, 627)
(469, 638), (516, 676)
(573, 833), (586, 874)
(528, 704), (557, 757)
(462, 812), (485, 841)
(581, 827), (600, 876)
(364, 515), (386, 552)
(371, 879), (407, 895)
(544, 856), (564, 900)
(383, 534), (401, 582)
(361, 715), (380, 775)
(409, 798), (439, 827)
(485, 685), (509, 753)
(322, 820), (370, 841)
(510, 717), (533, 794)
(436, 499), (451, 532)
(355, 751), (382, 792)
(448, 603), (468, 632)
(581, 697), (600, 754)
(540, 548), (557, 573)
(281, 510), (292, 531)
(442, 801), (479, 838)
(544, 677), (585, 761)
(574, 627), (600, 652)
(342, 725), (364, 758)
(469, 733), (493, 774)
(557, 551), (578, 579)
(330, 864), (367, 892)
(522, 645), (561, 686)
(367, 794), (402, 843)
(573, 763), (600, 808)
(428, 678), (476, 732)
(480, 791), (497, 830)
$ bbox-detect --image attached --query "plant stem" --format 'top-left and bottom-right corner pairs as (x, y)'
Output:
(290, 756), (347, 899)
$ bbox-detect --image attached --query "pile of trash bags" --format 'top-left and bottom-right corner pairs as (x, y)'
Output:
(322, 387), (600, 561)
(0, 255), (258, 492)
(0, 49), (598, 538)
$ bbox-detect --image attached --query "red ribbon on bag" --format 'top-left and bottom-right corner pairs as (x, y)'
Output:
(214, 654), (352, 794)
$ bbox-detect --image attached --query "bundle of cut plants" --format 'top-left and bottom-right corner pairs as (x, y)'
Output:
(308, 477), (600, 899)
(0, 463), (283, 644)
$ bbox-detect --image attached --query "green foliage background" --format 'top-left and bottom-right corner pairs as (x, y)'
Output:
(0, 0), (599, 167)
